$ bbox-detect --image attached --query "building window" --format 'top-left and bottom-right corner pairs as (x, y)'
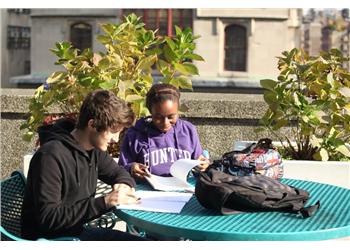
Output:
(224, 24), (247, 72)
(24, 60), (31, 74)
(7, 9), (30, 14)
(7, 26), (31, 49)
(70, 22), (92, 52)
(321, 27), (332, 52)
(122, 9), (193, 36)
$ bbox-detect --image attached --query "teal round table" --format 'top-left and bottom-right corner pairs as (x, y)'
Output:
(114, 179), (350, 240)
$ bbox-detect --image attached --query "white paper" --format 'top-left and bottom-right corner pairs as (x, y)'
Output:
(145, 175), (194, 192)
(144, 159), (202, 192)
(170, 159), (202, 181)
(117, 190), (193, 213)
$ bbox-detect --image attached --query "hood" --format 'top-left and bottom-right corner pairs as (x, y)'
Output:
(37, 118), (93, 187)
(37, 118), (85, 155)
(133, 116), (181, 136)
(132, 116), (180, 148)
(131, 117), (180, 175)
(133, 116), (160, 136)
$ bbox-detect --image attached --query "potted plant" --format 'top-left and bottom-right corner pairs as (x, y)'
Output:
(20, 13), (204, 158)
(257, 48), (350, 188)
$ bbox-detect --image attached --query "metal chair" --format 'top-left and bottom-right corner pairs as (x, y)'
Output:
(84, 179), (119, 229)
(1, 171), (26, 240)
(0, 171), (79, 241)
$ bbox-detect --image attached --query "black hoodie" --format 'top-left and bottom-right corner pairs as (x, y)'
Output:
(21, 119), (136, 240)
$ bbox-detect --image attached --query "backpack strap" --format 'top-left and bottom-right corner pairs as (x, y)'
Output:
(255, 138), (273, 149)
(299, 200), (321, 218)
(280, 187), (321, 219)
(223, 142), (256, 158)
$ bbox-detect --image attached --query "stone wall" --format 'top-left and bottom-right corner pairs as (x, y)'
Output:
(1, 88), (280, 179)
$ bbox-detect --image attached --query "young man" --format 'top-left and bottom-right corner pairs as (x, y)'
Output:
(21, 90), (145, 241)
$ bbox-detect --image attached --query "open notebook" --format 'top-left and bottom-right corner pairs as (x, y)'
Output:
(117, 190), (193, 213)
(144, 159), (202, 192)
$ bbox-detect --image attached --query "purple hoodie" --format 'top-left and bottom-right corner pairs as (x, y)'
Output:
(119, 117), (203, 176)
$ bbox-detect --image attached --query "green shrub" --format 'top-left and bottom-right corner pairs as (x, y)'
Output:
(21, 13), (204, 144)
(259, 48), (350, 161)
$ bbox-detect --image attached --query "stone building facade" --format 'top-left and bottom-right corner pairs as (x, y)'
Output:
(193, 9), (301, 80)
(302, 8), (350, 69)
(1, 8), (302, 89)
(1, 9), (31, 88)
(29, 9), (120, 79)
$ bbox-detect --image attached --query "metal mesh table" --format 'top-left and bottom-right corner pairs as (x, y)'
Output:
(114, 179), (350, 240)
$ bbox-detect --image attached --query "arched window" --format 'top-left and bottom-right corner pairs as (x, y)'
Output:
(224, 24), (247, 71)
(70, 22), (92, 52)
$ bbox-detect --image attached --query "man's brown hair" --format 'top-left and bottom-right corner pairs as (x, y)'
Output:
(77, 90), (135, 132)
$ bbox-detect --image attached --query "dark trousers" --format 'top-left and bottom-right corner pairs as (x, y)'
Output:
(78, 228), (149, 241)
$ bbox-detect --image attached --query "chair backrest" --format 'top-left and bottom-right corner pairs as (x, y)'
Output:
(1, 171), (110, 240)
(1, 171), (26, 241)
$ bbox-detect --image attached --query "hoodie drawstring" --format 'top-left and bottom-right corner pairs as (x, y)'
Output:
(147, 136), (151, 173)
(74, 151), (80, 186)
(173, 124), (178, 156)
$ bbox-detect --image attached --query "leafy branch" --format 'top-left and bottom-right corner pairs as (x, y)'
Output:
(259, 48), (350, 161)
(21, 13), (205, 145)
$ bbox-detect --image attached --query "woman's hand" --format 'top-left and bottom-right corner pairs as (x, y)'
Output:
(197, 155), (210, 171)
(130, 162), (151, 179)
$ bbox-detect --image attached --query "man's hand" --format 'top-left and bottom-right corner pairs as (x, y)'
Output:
(197, 155), (210, 171)
(104, 184), (140, 209)
(130, 162), (151, 179)
(113, 183), (135, 192)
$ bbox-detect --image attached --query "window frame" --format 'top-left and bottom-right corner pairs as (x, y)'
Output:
(223, 24), (248, 72)
(70, 22), (93, 52)
(7, 25), (31, 50)
(321, 26), (332, 52)
(121, 9), (193, 37)
(7, 9), (31, 15)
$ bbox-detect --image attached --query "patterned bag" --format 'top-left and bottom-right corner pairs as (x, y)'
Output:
(210, 138), (283, 179)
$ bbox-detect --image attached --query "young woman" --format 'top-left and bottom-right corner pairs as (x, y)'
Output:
(119, 84), (208, 179)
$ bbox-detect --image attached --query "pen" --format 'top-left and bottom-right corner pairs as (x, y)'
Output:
(144, 166), (151, 177)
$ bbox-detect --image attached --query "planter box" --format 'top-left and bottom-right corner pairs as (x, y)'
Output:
(23, 153), (33, 178)
(234, 141), (350, 189)
(283, 160), (349, 189)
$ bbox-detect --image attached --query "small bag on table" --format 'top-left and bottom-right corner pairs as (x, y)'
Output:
(210, 138), (284, 179)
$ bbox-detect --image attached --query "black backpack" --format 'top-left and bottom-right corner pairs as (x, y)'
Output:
(195, 169), (320, 218)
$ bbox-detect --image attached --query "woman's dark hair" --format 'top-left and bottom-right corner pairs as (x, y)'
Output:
(77, 90), (135, 132)
(145, 84), (180, 111)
